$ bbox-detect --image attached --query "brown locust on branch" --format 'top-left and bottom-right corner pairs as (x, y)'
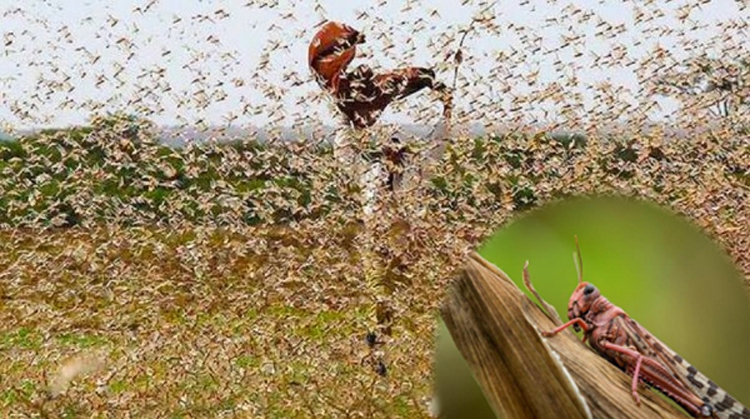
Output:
(541, 238), (749, 419)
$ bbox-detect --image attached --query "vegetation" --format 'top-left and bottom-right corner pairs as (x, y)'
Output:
(0, 114), (748, 417)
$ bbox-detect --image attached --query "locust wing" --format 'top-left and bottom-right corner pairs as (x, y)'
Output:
(622, 316), (749, 419)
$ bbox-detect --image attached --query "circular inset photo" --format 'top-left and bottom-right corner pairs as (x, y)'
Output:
(434, 196), (750, 419)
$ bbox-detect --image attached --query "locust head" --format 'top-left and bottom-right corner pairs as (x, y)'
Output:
(565, 236), (599, 331)
(567, 282), (601, 330)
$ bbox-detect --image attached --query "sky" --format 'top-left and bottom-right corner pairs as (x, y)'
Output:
(0, 0), (747, 132)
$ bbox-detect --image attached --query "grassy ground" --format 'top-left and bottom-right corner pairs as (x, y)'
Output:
(0, 225), (444, 418)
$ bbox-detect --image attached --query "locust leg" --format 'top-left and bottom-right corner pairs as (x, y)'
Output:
(631, 350), (644, 405)
(523, 261), (564, 327)
(541, 318), (590, 338)
(600, 342), (648, 405)
(600, 342), (707, 417)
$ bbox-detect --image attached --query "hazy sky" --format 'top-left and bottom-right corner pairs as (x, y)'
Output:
(0, 0), (746, 131)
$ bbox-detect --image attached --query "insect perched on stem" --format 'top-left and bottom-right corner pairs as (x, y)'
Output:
(541, 237), (749, 419)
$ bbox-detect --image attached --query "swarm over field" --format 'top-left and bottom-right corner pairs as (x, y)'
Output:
(0, 114), (748, 417)
(1, 0), (749, 417)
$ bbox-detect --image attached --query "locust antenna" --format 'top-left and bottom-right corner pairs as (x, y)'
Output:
(573, 235), (583, 284)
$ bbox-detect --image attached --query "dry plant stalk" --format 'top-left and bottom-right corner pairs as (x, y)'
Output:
(441, 252), (687, 419)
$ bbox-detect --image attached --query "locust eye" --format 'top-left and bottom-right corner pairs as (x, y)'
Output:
(583, 284), (596, 295)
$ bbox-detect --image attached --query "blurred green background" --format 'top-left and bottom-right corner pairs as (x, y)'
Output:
(434, 195), (750, 419)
